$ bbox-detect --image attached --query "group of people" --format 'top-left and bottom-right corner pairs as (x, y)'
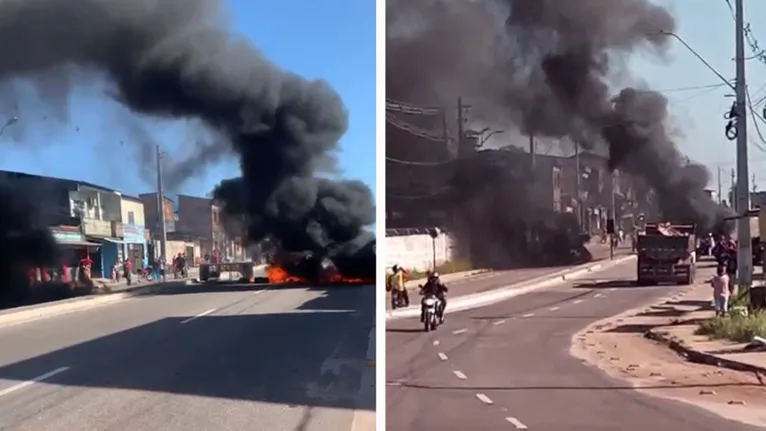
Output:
(387, 265), (449, 323)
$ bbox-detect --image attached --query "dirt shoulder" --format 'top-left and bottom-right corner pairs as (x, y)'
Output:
(571, 263), (766, 428)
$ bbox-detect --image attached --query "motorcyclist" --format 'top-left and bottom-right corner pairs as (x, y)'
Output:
(420, 272), (448, 324)
(388, 265), (409, 308)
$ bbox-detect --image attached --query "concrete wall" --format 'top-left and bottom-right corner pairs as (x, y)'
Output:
(166, 240), (201, 264)
(176, 195), (213, 239)
(139, 193), (176, 234)
(386, 228), (455, 271)
(120, 198), (145, 227)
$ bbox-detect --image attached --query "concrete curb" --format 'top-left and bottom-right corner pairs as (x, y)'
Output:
(387, 254), (636, 320)
(644, 329), (766, 376)
(0, 280), (190, 329)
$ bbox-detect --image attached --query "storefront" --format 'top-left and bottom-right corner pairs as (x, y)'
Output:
(122, 224), (148, 271)
(48, 227), (101, 283)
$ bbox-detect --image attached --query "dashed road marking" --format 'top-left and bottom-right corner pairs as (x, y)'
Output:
(437, 352), (448, 361)
(608, 288), (616, 292)
(180, 308), (217, 324)
(522, 313), (535, 318)
(493, 319), (506, 325)
(548, 306), (560, 311)
(433, 340), (440, 346)
(594, 293), (603, 298)
(452, 328), (468, 335)
(505, 417), (528, 429)
(0, 367), (70, 397)
(476, 393), (494, 404)
(573, 299), (583, 304)
(453, 370), (467, 380)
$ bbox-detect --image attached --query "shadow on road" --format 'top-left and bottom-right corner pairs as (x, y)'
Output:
(0, 286), (375, 412)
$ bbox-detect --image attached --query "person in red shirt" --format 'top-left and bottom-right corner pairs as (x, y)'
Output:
(79, 251), (93, 284)
(124, 258), (133, 285)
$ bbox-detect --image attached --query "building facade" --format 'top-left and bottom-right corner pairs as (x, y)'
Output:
(120, 195), (148, 270)
(176, 194), (242, 260)
(0, 170), (128, 278)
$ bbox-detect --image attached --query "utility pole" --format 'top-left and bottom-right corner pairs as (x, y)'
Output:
(529, 134), (536, 170)
(717, 166), (722, 204)
(575, 141), (582, 230)
(734, 0), (753, 288)
(731, 168), (736, 207)
(610, 172), (617, 260)
(155, 144), (168, 271)
(456, 97), (464, 158)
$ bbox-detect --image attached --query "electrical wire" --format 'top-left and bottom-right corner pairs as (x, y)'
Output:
(386, 156), (453, 166)
(385, 114), (446, 142)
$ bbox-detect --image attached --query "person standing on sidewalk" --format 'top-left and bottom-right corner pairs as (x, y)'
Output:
(710, 265), (730, 317)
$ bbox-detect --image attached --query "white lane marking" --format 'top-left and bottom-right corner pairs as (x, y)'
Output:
(506, 417), (528, 429)
(573, 299), (583, 304)
(0, 367), (70, 397)
(437, 352), (448, 361)
(548, 306), (560, 311)
(608, 288), (616, 292)
(476, 393), (494, 404)
(521, 313), (535, 318)
(493, 319), (506, 325)
(433, 340), (440, 346)
(453, 370), (467, 380)
(180, 308), (217, 324)
(452, 328), (468, 335)
(594, 293), (603, 298)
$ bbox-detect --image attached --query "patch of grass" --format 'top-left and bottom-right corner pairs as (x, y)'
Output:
(408, 260), (474, 280)
(695, 310), (766, 343)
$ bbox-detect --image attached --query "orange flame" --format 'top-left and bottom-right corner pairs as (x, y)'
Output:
(266, 264), (373, 285)
(267, 266), (306, 284)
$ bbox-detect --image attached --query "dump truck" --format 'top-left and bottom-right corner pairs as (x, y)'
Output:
(636, 222), (696, 285)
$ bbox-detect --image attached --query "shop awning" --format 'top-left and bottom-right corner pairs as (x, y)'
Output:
(88, 237), (123, 244)
(58, 239), (101, 247)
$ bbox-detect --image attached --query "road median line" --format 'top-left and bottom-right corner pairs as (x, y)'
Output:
(387, 254), (636, 320)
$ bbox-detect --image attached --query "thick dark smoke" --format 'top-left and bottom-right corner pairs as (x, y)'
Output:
(0, 0), (375, 285)
(0, 185), (60, 302)
(388, 0), (731, 267)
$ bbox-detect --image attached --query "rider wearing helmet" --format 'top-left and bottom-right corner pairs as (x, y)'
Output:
(420, 271), (448, 323)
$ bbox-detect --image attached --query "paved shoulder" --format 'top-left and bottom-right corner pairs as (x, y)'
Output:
(386, 260), (763, 430)
(0, 283), (374, 430)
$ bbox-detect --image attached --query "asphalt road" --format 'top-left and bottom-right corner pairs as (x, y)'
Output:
(386, 259), (763, 430)
(0, 281), (374, 430)
(393, 244), (630, 304)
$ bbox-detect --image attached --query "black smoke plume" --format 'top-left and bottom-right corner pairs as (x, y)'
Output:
(0, 0), (375, 284)
(387, 0), (731, 267)
(0, 185), (60, 302)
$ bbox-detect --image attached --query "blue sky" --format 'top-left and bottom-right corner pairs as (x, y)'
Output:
(627, 0), (766, 200)
(0, 0), (376, 200)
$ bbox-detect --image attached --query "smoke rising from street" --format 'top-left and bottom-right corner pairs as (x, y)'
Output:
(388, 0), (730, 267)
(0, 0), (375, 291)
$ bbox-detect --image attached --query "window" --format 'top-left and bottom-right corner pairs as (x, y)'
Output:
(127, 211), (135, 225)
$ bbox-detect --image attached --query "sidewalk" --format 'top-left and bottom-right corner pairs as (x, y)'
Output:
(573, 262), (766, 419)
(94, 267), (200, 293)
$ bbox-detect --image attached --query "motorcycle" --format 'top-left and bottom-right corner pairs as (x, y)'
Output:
(422, 293), (440, 332)
(391, 290), (407, 309)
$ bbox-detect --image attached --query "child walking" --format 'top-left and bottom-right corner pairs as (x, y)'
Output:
(710, 265), (730, 317)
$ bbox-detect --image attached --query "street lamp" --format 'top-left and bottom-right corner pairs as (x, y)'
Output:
(0, 116), (18, 136)
(467, 128), (505, 149)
